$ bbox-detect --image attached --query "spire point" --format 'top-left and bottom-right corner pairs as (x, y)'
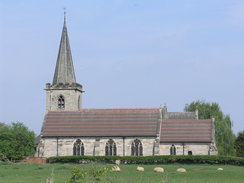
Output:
(52, 13), (76, 85)
(63, 7), (66, 23)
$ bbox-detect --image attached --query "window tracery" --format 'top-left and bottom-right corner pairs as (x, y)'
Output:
(58, 95), (65, 109)
(131, 139), (143, 156)
(73, 139), (84, 156)
(105, 139), (116, 156)
(170, 144), (176, 155)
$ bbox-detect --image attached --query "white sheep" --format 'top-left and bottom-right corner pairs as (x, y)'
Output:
(176, 168), (186, 172)
(154, 167), (164, 173)
(137, 166), (144, 171)
(112, 166), (121, 172)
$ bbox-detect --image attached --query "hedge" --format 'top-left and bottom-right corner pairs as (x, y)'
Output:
(47, 155), (244, 166)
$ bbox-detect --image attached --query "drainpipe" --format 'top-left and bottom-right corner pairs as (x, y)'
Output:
(183, 143), (185, 155)
(123, 137), (125, 156)
(57, 137), (59, 156)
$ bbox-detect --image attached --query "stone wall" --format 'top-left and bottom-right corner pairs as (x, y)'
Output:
(38, 137), (156, 158)
(46, 89), (82, 112)
(165, 112), (196, 120)
(37, 137), (217, 157)
(159, 143), (211, 155)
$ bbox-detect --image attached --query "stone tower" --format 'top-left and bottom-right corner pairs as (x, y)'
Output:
(45, 17), (83, 112)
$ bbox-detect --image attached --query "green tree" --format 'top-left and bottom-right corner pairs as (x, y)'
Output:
(184, 101), (236, 156)
(0, 122), (35, 160)
(0, 122), (5, 128)
(235, 131), (244, 157)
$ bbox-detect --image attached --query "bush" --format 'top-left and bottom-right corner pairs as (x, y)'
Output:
(47, 155), (244, 166)
(0, 122), (35, 160)
(66, 164), (112, 183)
(235, 131), (244, 157)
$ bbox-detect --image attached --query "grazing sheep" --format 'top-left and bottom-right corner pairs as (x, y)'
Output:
(154, 167), (164, 173)
(137, 166), (144, 171)
(112, 166), (121, 172)
(217, 168), (223, 171)
(177, 168), (186, 172)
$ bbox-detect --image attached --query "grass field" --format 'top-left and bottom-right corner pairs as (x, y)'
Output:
(0, 162), (243, 183)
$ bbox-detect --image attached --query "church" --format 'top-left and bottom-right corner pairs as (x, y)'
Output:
(36, 17), (218, 158)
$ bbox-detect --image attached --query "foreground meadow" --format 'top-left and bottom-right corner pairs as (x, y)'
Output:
(0, 162), (243, 183)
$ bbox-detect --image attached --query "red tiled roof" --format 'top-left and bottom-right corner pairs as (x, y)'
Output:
(160, 119), (212, 143)
(41, 108), (160, 137)
(41, 109), (213, 143)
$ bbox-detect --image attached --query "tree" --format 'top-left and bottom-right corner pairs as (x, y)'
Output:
(0, 122), (5, 127)
(0, 122), (35, 160)
(184, 101), (236, 156)
(235, 131), (244, 157)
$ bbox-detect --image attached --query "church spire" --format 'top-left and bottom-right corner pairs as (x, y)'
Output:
(53, 14), (76, 85)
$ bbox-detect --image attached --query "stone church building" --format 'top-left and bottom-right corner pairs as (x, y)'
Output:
(36, 18), (217, 158)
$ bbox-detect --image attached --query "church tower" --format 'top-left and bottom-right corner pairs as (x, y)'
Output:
(45, 16), (83, 112)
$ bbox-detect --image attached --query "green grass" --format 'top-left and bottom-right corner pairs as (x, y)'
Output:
(0, 162), (243, 183)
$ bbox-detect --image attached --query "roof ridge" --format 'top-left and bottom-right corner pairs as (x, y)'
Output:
(48, 108), (159, 112)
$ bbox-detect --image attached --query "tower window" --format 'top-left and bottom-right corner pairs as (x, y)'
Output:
(170, 144), (176, 155)
(131, 139), (143, 156)
(105, 139), (116, 156)
(73, 139), (84, 156)
(58, 95), (65, 109)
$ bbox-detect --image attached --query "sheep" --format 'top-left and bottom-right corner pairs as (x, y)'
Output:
(176, 168), (186, 172)
(137, 166), (144, 171)
(112, 166), (121, 172)
(153, 167), (164, 173)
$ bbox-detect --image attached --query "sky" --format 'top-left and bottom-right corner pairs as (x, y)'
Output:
(0, 0), (244, 135)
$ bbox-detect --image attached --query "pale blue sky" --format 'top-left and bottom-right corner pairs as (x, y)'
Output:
(0, 0), (243, 135)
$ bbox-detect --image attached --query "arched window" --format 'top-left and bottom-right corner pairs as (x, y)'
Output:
(58, 95), (65, 109)
(170, 144), (176, 155)
(105, 139), (116, 156)
(131, 139), (143, 156)
(73, 139), (84, 156)
(188, 151), (192, 155)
